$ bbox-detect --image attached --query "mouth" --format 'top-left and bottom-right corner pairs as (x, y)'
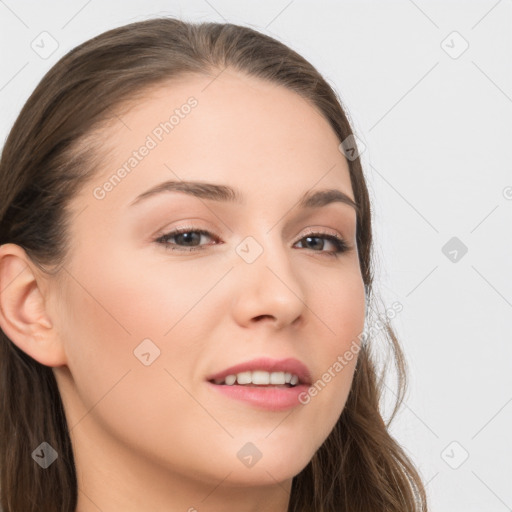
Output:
(208, 370), (302, 388)
(205, 357), (312, 411)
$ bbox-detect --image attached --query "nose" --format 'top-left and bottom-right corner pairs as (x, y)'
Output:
(230, 236), (307, 330)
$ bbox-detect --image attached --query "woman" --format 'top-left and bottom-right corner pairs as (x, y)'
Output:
(0, 17), (428, 512)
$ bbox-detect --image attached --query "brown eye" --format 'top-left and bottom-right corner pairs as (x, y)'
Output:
(155, 228), (217, 252)
(294, 232), (349, 257)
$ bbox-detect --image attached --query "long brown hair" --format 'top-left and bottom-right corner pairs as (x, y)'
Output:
(0, 17), (428, 511)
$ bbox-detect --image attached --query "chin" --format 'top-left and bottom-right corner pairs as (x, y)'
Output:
(220, 459), (310, 488)
(219, 439), (316, 487)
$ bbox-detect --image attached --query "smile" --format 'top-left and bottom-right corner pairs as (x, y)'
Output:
(211, 370), (300, 387)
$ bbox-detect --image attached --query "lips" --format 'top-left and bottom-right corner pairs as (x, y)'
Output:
(206, 357), (313, 411)
(206, 357), (312, 386)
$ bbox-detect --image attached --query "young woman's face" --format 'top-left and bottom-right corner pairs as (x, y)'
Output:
(51, 70), (366, 489)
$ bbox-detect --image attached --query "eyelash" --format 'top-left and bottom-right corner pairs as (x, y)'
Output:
(154, 226), (350, 258)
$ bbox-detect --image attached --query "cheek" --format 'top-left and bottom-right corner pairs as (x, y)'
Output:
(57, 257), (219, 471)
(64, 244), (209, 342)
(309, 262), (366, 353)
(298, 265), (366, 435)
(58, 244), (219, 411)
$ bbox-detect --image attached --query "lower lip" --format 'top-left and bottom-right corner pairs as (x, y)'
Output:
(206, 382), (309, 411)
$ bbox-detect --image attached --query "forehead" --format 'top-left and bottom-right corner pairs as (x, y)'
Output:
(75, 69), (353, 213)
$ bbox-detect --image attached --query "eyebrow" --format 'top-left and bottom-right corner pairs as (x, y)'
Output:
(128, 180), (359, 213)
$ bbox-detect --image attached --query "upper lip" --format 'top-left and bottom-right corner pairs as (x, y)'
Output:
(206, 357), (312, 385)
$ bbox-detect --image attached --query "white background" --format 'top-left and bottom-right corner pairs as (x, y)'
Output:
(1, 1), (511, 511)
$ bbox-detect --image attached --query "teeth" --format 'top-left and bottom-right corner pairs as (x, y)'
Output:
(218, 370), (300, 386)
(269, 371), (285, 385)
(252, 370), (270, 385)
(224, 374), (236, 385)
(236, 371), (252, 385)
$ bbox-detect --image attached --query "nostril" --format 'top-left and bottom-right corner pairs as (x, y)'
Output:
(253, 314), (275, 321)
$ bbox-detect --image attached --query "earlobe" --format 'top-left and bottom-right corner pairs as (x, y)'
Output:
(0, 243), (67, 367)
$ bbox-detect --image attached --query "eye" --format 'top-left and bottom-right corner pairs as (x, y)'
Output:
(155, 227), (217, 252)
(295, 229), (349, 258)
(154, 226), (350, 257)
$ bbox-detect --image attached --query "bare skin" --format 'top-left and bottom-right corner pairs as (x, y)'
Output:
(0, 69), (365, 512)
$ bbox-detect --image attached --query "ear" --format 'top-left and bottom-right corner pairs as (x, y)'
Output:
(0, 243), (66, 367)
